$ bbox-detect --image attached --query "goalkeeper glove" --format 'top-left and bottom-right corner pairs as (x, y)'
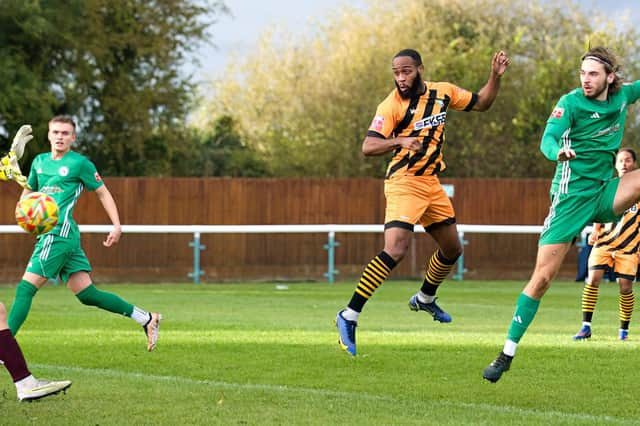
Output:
(11, 124), (33, 159)
(0, 125), (33, 189)
(0, 152), (30, 189)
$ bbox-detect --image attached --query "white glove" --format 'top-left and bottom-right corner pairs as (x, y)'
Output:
(10, 124), (33, 160)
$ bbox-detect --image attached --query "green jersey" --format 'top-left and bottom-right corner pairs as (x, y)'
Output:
(540, 81), (640, 194)
(27, 151), (104, 241)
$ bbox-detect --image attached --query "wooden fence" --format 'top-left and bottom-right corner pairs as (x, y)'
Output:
(0, 177), (580, 283)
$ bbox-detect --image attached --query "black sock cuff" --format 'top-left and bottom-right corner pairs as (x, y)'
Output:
(378, 251), (397, 270)
(436, 249), (458, 265)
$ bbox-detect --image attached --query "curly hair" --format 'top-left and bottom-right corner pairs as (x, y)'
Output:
(581, 46), (623, 95)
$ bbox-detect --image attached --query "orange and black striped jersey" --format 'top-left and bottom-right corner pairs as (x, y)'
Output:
(593, 202), (640, 254)
(367, 82), (477, 179)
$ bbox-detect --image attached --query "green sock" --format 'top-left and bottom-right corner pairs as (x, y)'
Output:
(506, 292), (540, 343)
(76, 284), (134, 317)
(8, 280), (39, 336)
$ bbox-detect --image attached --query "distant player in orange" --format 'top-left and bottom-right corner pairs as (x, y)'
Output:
(573, 148), (640, 341)
(335, 48), (510, 355)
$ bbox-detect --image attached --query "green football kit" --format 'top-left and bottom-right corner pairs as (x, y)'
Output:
(538, 81), (640, 245)
(25, 151), (104, 282)
(9, 150), (157, 337)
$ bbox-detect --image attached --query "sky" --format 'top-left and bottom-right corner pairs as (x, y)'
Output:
(187, 0), (640, 87)
(187, 0), (362, 85)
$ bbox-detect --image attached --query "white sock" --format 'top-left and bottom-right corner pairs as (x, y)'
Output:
(503, 340), (517, 357)
(131, 306), (150, 326)
(417, 291), (435, 304)
(341, 308), (359, 322)
(583, 321), (591, 327)
(15, 374), (37, 390)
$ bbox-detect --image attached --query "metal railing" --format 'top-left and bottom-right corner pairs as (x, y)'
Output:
(0, 224), (561, 284)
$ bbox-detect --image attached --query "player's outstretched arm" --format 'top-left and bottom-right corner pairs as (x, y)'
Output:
(473, 51), (510, 111)
(95, 185), (122, 247)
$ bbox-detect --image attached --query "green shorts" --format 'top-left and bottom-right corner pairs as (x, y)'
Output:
(539, 178), (621, 245)
(26, 234), (91, 283)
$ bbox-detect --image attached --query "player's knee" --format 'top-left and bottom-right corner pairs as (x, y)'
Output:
(527, 274), (552, 298)
(0, 302), (6, 321)
(384, 244), (409, 262)
(442, 246), (463, 262)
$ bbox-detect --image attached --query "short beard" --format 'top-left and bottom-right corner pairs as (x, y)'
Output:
(396, 72), (425, 99)
(584, 82), (608, 100)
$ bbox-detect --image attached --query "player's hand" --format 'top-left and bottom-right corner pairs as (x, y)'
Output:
(10, 125), (33, 160)
(491, 51), (510, 77)
(0, 152), (31, 189)
(103, 225), (122, 247)
(396, 137), (422, 152)
(587, 233), (597, 245)
(557, 148), (576, 162)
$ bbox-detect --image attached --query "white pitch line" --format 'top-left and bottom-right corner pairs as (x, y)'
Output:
(33, 363), (633, 424)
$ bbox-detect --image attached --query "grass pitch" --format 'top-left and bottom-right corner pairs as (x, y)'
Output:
(0, 280), (638, 425)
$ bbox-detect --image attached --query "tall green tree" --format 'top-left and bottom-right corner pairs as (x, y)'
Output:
(0, 0), (227, 176)
(199, 0), (640, 178)
(172, 116), (269, 177)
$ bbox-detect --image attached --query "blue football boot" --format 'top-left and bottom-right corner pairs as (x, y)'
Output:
(573, 324), (592, 341)
(336, 309), (357, 356)
(619, 329), (629, 341)
(408, 295), (452, 323)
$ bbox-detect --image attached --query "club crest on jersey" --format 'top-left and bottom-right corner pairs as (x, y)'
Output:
(371, 115), (385, 131)
(413, 112), (446, 130)
(58, 166), (69, 176)
(551, 107), (564, 119)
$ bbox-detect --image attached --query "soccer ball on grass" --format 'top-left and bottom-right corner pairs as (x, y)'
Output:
(15, 192), (59, 235)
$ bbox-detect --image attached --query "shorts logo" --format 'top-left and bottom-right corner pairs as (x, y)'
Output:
(59, 166), (69, 176)
(551, 107), (564, 119)
(413, 112), (446, 130)
(371, 115), (385, 132)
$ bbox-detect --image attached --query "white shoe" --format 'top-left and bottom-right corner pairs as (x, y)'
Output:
(143, 312), (162, 352)
(17, 378), (72, 402)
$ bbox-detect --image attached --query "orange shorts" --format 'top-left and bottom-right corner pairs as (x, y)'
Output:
(384, 175), (454, 230)
(588, 246), (638, 281)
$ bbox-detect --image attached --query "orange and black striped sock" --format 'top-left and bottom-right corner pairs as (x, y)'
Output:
(420, 249), (458, 296)
(347, 251), (396, 312)
(619, 291), (634, 330)
(581, 283), (599, 323)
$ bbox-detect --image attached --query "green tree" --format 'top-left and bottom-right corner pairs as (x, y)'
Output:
(173, 116), (269, 177)
(0, 0), (228, 176)
(198, 0), (640, 178)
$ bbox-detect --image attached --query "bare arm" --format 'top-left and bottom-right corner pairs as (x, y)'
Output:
(362, 135), (422, 156)
(473, 51), (510, 112)
(95, 185), (122, 247)
(588, 223), (602, 245)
